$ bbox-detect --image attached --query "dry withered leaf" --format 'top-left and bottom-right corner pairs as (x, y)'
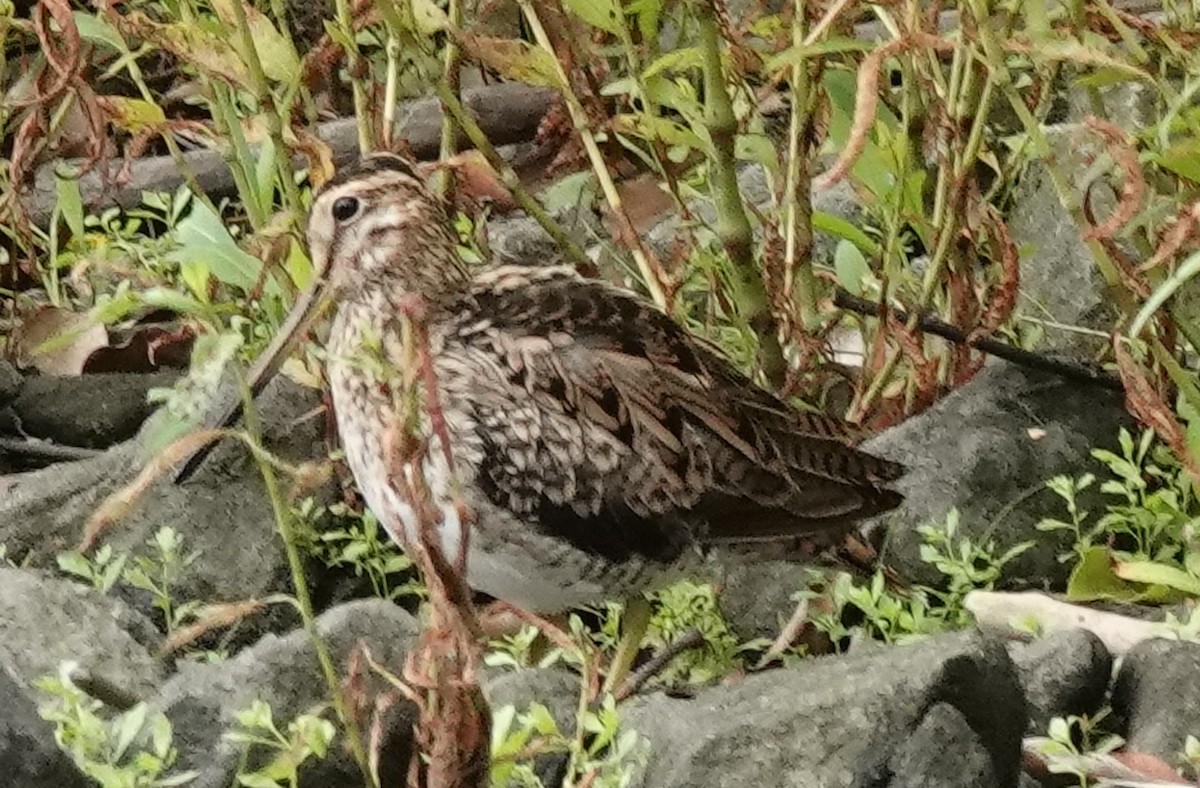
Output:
(12, 305), (109, 376)
(607, 174), (674, 237)
(435, 151), (518, 214)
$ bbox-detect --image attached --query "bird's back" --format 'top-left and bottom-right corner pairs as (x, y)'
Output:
(392, 264), (904, 609)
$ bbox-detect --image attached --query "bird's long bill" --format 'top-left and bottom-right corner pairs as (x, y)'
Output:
(173, 277), (336, 484)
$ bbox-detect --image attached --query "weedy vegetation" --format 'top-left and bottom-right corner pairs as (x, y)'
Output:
(4, 0), (1200, 785)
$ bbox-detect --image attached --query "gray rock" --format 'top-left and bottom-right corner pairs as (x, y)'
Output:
(485, 668), (581, 784)
(714, 558), (812, 642)
(0, 569), (164, 788)
(9, 372), (177, 449)
(1111, 638), (1200, 766)
(0, 376), (330, 638)
(0, 360), (20, 402)
(152, 599), (421, 788)
(887, 703), (1000, 788)
(624, 630), (1027, 788)
(0, 568), (164, 698)
(863, 360), (1131, 590)
(1009, 629), (1112, 731)
(645, 165), (861, 273)
(0, 660), (91, 788)
(485, 667), (580, 736)
(1065, 81), (1156, 131)
(1008, 124), (1121, 356)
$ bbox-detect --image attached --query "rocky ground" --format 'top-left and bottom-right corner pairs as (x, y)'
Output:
(2, 74), (1198, 788)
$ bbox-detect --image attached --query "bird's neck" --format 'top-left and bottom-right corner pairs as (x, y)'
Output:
(347, 229), (472, 319)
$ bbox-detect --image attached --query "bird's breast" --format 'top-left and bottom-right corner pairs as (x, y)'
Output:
(326, 305), (482, 563)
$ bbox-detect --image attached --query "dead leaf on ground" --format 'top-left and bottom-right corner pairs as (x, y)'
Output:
(12, 305), (109, 376)
(607, 173), (675, 236)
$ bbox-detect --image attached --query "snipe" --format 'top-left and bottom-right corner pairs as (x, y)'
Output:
(180, 152), (903, 677)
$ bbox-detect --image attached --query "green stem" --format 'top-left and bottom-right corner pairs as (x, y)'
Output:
(695, 0), (786, 388)
(210, 84), (266, 228)
(237, 378), (377, 788)
(227, 0), (302, 216)
(333, 0), (372, 154)
(434, 79), (593, 271)
(436, 0), (463, 198)
(783, 0), (820, 333)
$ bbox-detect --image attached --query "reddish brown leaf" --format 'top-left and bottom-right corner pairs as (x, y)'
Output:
(976, 204), (1020, 335)
(816, 32), (954, 188)
(83, 324), (195, 374)
(1081, 117), (1148, 242)
(1113, 335), (1200, 486)
(1111, 749), (1190, 781)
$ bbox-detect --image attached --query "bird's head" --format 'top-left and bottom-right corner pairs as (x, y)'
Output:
(172, 152), (470, 485)
(307, 152), (469, 306)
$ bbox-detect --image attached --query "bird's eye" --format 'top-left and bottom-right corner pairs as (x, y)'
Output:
(331, 196), (361, 223)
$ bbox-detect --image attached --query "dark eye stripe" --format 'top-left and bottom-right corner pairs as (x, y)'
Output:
(367, 153), (419, 179)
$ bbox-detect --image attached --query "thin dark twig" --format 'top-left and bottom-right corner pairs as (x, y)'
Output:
(833, 288), (1125, 392)
(613, 629), (706, 703)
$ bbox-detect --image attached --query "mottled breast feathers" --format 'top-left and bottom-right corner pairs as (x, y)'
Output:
(439, 265), (903, 566)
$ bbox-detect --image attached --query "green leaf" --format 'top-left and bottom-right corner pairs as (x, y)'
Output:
(72, 11), (125, 49)
(562, 0), (621, 34)
(55, 174), (86, 239)
(1154, 137), (1200, 183)
(459, 35), (563, 89)
(1065, 546), (1154, 602)
(283, 239), (314, 293)
(179, 260), (212, 303)
(642, 47), (702, 79)
(113, 703), (149, 760)
(210, 0), (300, 82)
(100, 96), (166, 135)
(764, 37), (873, 73)
(170, 200), (262, 291)
(813, 210), (879, 255)
(234, 699), (274, 730)
(56, 552), (93, 580)
(411, 0), (451, 34)
(834, 239), (870, 296)
(1115, 560), (1200, 596)
(735, 134), (779, 175)
(254, 137), (277, 216)
(617, 114), (707, 152)
(136, 18), (253, 89)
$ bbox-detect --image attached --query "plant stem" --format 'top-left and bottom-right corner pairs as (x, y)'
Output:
(227, 0), (303, 216)
(382, 30), (401, 149)
(237, 377), (377, 788)
(210, 84), (266, 228)
(433, 79), (592, 271)
(695, 0), (786, 387)
(516, 0), (669, 311)
(436, 0), (463, 199)
(333, 0), (372, 154)
(783, 0), (820, 333)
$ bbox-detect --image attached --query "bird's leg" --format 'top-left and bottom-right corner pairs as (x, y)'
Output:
(602, 595), (653, 696)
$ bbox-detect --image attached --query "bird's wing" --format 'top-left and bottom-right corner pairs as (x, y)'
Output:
(449, 266), (903, 564)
